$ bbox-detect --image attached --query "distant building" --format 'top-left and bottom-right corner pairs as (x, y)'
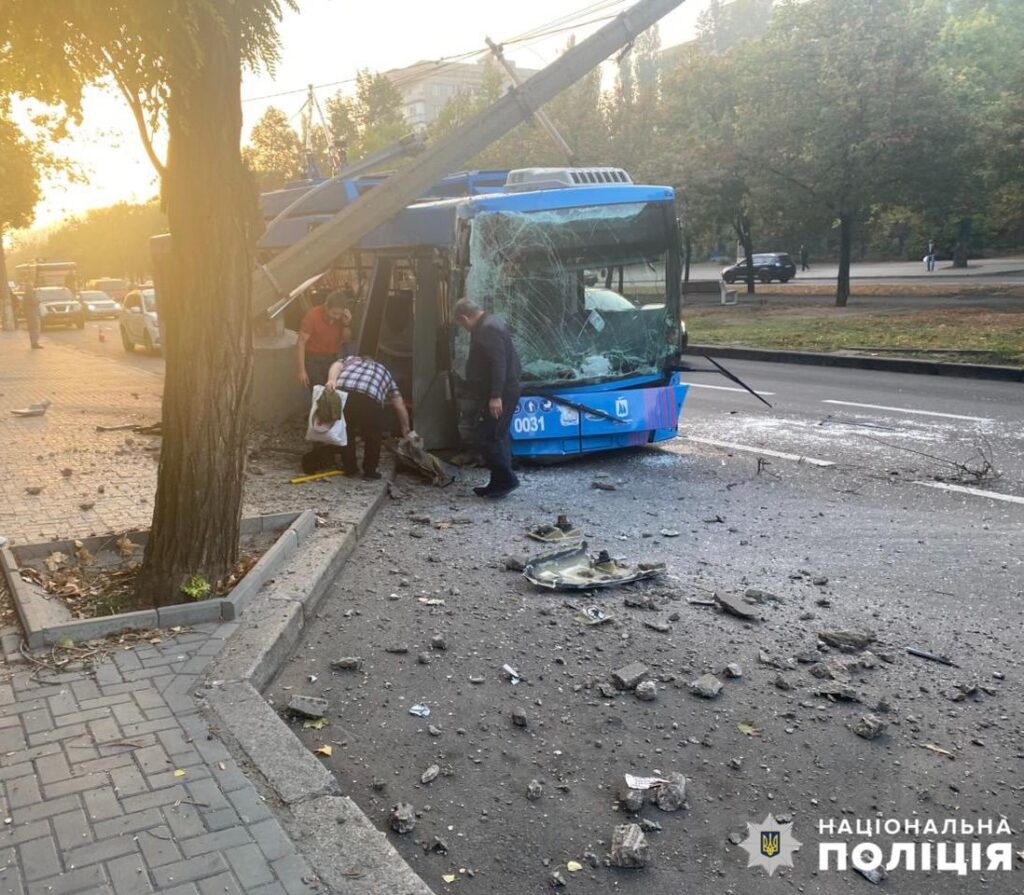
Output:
(386, 59), (538, 130)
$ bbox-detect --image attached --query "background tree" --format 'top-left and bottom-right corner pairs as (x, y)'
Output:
(736, 0), (964, 305)
(324, 69), (407, 161)
(0, 112), (42, 329)
(1, 0), (294, 605)
(242, 106), (304, 190)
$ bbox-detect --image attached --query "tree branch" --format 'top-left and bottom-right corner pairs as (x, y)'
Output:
(98, 47), (166, 180)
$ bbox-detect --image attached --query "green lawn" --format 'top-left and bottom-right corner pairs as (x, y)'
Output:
(684, 306), (1024, 366)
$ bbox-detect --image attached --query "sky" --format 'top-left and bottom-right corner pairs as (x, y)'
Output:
(25, 0), (712, 232)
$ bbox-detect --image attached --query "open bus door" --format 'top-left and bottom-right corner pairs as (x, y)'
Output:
(356, 253), (458, 451)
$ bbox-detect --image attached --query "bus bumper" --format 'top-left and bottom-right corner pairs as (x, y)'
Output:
(511, 376), (689, 459)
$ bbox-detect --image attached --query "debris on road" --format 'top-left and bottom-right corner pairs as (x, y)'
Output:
(527, 779), (543, 800)
(502, 664), (522, 685)
(566, 860), (583, 873)
(528, 515), (580, 543)
(659, 528), (680, 537)
(738, 721), (761, 737)
(635, 680), (657, 701)
(819, 630), (876, 651)
(816, 684), (860, 702)
(650, 773), (687, 812)
(643, 618), (671, 633)
(920, 743), (955, 759)
(714, 593), (760, 621)
(511, 707), (528, 728)
(384, 644), (409, 654)
(623, 774), (669, 791)
(409, 704), (431, 717)
(549, 870), (567, 887)
(420, 764), (440, 784)
(523, 543), (664, 590)
(906, 646), (958, 667)
(612, 662), (650, 690)
(389, 802), (416, 833)
(393, 432), (455, 486)
(744, 588), (782, 604)
(330, 657), (362, 671)
(578, 606), (613, 625)
(851, 714), (887, 740)
(503, 554), (527, 572)
(690, 673), (724, 699)
(10, 400), (51, 417)
(430, 634), (447, 651)
(287, 695), (328, 719)
(610, 823), (649, 868)
(724, 663), (743, 679)
(855, 864), (888, 884)
(592, 480), (617, 491)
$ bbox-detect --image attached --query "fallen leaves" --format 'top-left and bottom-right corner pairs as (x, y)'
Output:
(738, 720), (762, 737)
(116, 533), (137, 558)
(173, 769), (186, 778)
(315, 745), (333, 757)
(44, 551), (68, 573)
(303, 717), (327, 730)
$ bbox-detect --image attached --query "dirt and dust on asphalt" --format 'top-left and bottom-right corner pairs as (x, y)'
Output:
(270, 442), (1023, 895)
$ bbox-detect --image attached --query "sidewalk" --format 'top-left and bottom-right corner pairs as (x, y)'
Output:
(0, 334), (333, 893)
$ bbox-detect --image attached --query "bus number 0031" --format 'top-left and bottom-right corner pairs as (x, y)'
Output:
(513, 416), (545, 435)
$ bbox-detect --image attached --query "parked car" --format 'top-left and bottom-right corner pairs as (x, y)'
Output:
(36, 287), (85, 329)
(119, 288), (161, 353)
(78, 289), (121, 320)
(722, 252), (796, 284)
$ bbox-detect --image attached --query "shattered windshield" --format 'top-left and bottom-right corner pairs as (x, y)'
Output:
(458, 202), (677, 386)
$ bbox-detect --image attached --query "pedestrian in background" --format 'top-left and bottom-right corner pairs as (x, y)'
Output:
(22, 281), (41, 349)
(325, 354), (410, 480)
(799, 244), (809, 271)
(925, 239), (936, 272)
(297, 290), (352, 389)
(453, 297), (522, 499)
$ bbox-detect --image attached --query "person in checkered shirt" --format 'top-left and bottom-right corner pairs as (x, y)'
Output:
(326, 355), (411, 479)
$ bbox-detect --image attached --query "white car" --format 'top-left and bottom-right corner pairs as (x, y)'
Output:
(78, 289), (121, 320)
(119, 288), (162, 353)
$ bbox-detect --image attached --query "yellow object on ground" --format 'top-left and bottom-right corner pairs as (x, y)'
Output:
(289, 469), (346, 484)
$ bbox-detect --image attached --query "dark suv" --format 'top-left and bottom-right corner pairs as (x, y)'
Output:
(722, 253), (796, 284)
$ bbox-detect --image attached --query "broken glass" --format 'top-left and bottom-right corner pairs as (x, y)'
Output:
(455, 202), (678, 387)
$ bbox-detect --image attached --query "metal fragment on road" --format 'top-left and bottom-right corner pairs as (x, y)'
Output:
(408, 704), (431, 717)
(523, 542), (664, 591)
(906, 646), (958, 667)
(624, 774), (670, 791)
(502, 663), (522, 685)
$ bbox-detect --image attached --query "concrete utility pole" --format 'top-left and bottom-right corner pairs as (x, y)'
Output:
(251, 0), (686, 316)
(485, 37), (576, 164)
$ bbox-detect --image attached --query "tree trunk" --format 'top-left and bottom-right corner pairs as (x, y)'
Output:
(682, 233), (692, 284)
(134, 0), (256, 607)
(733, 214), (755, 295)
(0, 229), (14, 332)
(836, 212), (852, 307)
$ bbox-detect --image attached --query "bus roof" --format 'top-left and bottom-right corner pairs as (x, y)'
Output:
(260, 180), (675, 252)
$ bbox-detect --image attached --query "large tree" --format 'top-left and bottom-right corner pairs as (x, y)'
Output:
(1, 1), (294, 605)
(0, 112), (41, 330)
(325, 69), (407, 162)
(736, 0), (964, 304)
(242, 106), (305, 190)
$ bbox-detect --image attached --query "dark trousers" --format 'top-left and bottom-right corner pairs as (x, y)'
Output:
(305, 353), (335, 390)
(477, 391), (519, 489)
(340, 391), (384, 475)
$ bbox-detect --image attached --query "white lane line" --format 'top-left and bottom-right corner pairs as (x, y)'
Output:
(684, 436), (835, 467)
(822, 399), (992, 423)
(685, 383), (776, 396)
(913, 481), (1024, 505)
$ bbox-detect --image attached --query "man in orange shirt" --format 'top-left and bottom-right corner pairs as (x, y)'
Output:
(297, 291), (352, 389)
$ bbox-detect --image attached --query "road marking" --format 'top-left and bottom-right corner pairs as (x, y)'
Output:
(684, 436), (835, 467)
(685, 383), (775, 396)
(821, 400), (992, 423)
(913, 481), (1024, 505)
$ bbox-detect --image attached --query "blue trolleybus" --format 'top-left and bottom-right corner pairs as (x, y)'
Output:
(259, 166), (690, 459)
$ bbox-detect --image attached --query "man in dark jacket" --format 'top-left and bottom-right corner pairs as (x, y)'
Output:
(453, 298), (522, 498)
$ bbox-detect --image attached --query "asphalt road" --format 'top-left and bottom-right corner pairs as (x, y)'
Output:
(30, 319), (165, 377)
(270, 360), (1024, 895)
(688, 256), (1024, 284)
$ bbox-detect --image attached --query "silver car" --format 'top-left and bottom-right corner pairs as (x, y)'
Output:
(119, 289), (162, 353)
(78, 289), (121, 320)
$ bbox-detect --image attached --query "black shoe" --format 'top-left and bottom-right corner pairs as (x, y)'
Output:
(485, 479), (520, 499)
(362, 471), (382, 480)
(473, 485), (491, 497)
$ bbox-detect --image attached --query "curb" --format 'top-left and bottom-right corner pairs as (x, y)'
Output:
(2, 510), (317, 648)
(203, 484), (436, 895)
(684, 345), (1024, 382)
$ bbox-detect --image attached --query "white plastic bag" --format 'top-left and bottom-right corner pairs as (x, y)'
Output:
(305, 385), (348, 446)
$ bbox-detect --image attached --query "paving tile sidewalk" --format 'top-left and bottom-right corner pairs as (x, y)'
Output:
(0, 333), (336, 892)
(1, 625), (320, 894)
